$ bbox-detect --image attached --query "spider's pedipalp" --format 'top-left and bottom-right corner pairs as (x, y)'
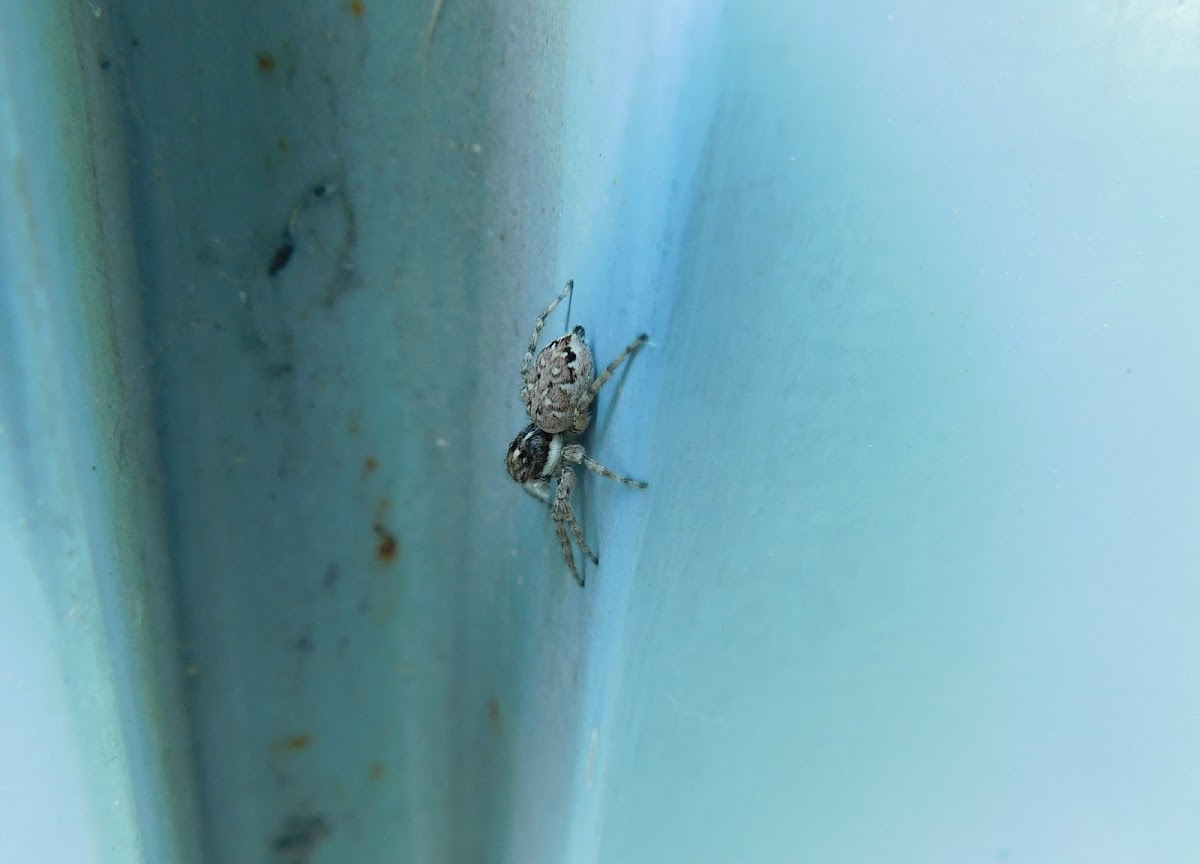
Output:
(521, 480), (551, 504)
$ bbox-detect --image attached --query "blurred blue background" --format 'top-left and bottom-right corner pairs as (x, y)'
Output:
(2, 1), (1199, 862)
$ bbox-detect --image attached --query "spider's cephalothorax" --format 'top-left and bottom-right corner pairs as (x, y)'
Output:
(506, 422), (557, 489)
(506, 279), (648, 586)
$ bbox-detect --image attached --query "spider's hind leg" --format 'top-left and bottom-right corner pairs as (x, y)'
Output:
(521, 279), (575, 382)
(575, 332), (648, 422)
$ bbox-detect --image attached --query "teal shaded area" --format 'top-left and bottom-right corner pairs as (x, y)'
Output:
(0, 2), (201, 863)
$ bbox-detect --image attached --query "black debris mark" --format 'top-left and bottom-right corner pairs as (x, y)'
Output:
(273, 812), (331, 860)
(266, 181), (335, 278)
(267, 240), (295, 277)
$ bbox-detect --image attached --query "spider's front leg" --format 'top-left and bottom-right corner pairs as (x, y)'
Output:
(562, 444), (648, 490)
(552, 465), (597, 586)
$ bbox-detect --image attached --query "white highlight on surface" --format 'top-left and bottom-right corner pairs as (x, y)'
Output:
(586, 728), (599, 789)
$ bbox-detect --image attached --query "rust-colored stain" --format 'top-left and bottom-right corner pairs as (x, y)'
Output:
(373, 522), (398, 563)
(283, 734), (313, 752)
(487, 697), (502, 733)
(369, 760), (385, 780)
(363, 455), (378, 475)
(349, 0), (366, 16)
(255, 51), (277, 73)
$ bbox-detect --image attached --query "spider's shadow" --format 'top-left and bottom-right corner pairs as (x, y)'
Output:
(563, 291), (642, 455)
(561, 301), (645, 584)
(587, 343), (640, 448)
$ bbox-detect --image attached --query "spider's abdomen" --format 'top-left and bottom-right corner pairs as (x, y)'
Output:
(524, 326), (595, 434)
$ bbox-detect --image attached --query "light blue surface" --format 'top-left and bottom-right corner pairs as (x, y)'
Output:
(594, 4), (1200, 862)
(3, 1), (1199, 863)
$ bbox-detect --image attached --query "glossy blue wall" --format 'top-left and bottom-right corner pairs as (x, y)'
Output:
(3, 1), (1198, 863)
(592, 3), (1200, 862)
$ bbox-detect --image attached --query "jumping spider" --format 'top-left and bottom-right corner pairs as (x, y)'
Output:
(506, 280), (648, 586)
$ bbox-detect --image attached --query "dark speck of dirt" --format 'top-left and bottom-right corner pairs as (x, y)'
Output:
(363, 455), (378, 475)
(267, 240), (295, 277)
(370, 760), (385, 780)
(322, 564), (340, 590)
(99, 54), (111, 70)
(373, 522), (398, 564)
(488, 697), (502, 733)
(256, 51), (277, 73)
(273, 812), (331, 857)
